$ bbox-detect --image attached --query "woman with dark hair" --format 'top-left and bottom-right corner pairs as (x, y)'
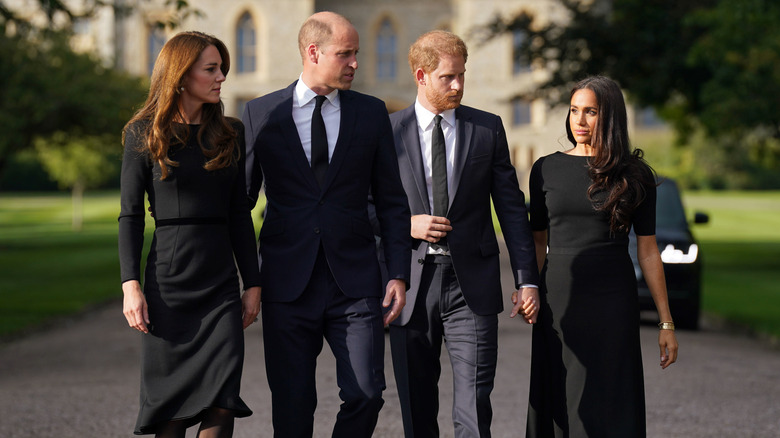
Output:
(119, 31), (261, 437)
(524, 76), (678, 437)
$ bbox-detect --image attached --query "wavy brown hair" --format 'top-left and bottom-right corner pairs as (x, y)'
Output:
(122, 31), (237, 180)
(566, 76), (656, 234)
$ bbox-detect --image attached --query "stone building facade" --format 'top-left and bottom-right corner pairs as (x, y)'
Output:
(9, 0), (579, 180)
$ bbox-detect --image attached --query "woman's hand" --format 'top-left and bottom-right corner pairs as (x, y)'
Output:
(659, 329), (679, 369)
(122, 280), (150, 333)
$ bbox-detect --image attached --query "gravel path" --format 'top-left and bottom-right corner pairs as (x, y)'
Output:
(2, 248), (778, 437)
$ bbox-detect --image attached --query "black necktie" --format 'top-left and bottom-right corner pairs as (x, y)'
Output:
(431, 114), (448, 249)
(311, 95), (328, 186)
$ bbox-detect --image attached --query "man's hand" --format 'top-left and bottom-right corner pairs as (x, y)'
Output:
(382, 279), (406, 326)
(241, 286), (262, 329)
(510, 287), (539, 324)
(411, 214), (452, 242)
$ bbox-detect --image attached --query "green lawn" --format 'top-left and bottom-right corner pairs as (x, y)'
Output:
(0, 192), (125, 336)
(0, 191), (264, 339)
(0, 190), (778, 340)
(682, 191), (780, 337)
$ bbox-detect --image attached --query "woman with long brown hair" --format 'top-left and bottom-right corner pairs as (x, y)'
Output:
(525, 76), (678, 437)
(119, 31), (261, 437)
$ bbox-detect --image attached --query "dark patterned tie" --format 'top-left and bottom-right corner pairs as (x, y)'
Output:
(431, 114), (448, 249)
(311, 95), (328, 186)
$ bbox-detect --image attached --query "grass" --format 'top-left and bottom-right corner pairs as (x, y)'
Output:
(0, 190), (778, 340)
(682, 191), (780, 338)
(0, 192), (123, 337)
(0, 191), (265, 339)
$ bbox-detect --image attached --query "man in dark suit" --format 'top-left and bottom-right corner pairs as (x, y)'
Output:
(388, 30), (540, 437)
(242, 12), (411, 438)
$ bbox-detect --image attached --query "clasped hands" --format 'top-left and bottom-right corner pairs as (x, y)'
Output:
(511, 288), (539, 324)
(412, 214), (538, 324)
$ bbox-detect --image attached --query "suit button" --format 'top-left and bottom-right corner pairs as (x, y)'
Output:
(417, 258), (425, 265)
(314, 227), (320, 234)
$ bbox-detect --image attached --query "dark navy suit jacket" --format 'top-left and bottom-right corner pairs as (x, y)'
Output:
(389, 104), (538, 325)
(243, 81), (411, 302)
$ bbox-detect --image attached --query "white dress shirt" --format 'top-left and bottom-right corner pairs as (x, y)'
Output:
(414, 99), (457, 256)
(414, 99), (457, 214)
(292, 76), (340, 165)
(414, 100), (538, 289)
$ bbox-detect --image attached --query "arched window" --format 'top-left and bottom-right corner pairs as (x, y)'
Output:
(236, 12), (256, 73)
(147, 26), (166, 76)
(513, 29), (531, 75)
(376, 18), (396, 81)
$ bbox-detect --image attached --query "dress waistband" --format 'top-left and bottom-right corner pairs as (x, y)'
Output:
(155, 217), (226, 227)
(547, 246), (625, 256)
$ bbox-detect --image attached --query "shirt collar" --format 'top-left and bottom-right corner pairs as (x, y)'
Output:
(295, 75), (340, 109)
(414, 98), (456, 131)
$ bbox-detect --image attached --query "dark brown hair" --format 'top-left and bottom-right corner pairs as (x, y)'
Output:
(566, 76), (655, 233)
(122, 31), (237, 179)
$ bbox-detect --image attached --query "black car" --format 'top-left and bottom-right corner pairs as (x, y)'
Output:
(629, 177), (709, 330)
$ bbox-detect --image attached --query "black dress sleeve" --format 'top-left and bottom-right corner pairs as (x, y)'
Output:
(227, 120), (262, 289)
(632, 179), (657, 236)
(529, 156), (549, 232)
(118, 122), (152, 284)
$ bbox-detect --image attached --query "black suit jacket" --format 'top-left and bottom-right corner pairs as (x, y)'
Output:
(389, 104), (538, 325)
(243, 82), (411, 302)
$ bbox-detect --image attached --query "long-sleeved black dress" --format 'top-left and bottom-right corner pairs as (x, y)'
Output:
(526, 152), (656, 437)
(118, 120), (260, 435)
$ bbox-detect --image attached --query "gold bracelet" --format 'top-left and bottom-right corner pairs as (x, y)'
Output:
(658, 321), (675, 331)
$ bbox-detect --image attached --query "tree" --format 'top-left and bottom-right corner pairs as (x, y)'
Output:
(0, 0), (199, 181)
(0, 27), (147, 183)
(475, 0), (780, 188)
(0, 0), (199, 32)
(475, 1), (713, 106)
(35, 132), (119, 230)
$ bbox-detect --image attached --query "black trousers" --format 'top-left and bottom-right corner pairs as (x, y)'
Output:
(390, 255), (499, 438)
(262, 248), (386, 438)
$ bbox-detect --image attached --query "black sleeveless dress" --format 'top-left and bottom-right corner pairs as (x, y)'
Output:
(119, 121), (260, 434)
(526, 152), (656, 437)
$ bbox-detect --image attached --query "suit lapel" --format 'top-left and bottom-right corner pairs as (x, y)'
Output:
(400, 108), (431, 214)
(449, 107), (472, 208)
(324, 90), (354, 191)
(278, 82), (320, 191)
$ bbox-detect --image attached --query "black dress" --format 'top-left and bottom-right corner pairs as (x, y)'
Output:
(118, 120), (260, 435)
(526, 152), (655, 437)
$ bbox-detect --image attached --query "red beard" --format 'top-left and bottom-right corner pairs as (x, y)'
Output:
(427, 88), (462, 112)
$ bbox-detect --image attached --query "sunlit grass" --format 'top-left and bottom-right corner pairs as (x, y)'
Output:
(681, 191), (780, 337)
(0, 191), (264, 338)
(0, 192), (122, 336)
